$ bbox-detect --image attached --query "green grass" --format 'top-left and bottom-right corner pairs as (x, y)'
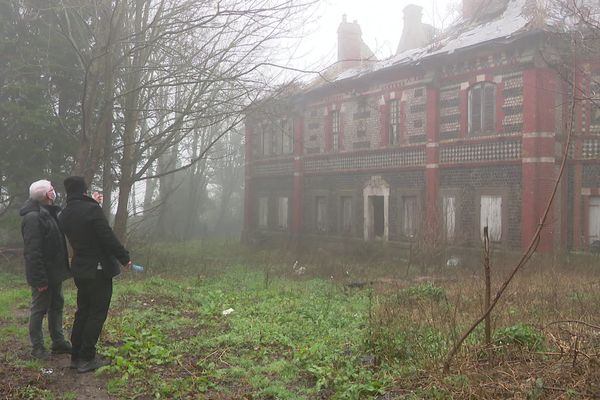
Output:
(1, 241), (599, 399)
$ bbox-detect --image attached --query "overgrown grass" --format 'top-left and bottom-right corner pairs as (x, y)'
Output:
(0, 241), (599, 399)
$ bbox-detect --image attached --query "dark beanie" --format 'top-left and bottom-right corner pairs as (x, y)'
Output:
(64, 176), (88, 194)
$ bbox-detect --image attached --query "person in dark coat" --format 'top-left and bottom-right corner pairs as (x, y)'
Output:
(20, 179), (72, 360)
(58, 176), (131, 373)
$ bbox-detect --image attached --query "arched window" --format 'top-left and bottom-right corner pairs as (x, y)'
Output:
(469, 82), (496, 134)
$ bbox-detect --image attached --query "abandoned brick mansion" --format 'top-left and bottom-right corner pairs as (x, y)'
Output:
(242, 0), (600, 253)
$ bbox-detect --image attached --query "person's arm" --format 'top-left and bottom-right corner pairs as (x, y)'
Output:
(22, 213), (48, 290)
(90, 205), (130, 266)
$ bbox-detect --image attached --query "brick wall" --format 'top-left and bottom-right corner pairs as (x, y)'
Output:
(439, 84), (461, 139)
(405, 86), (427, 143)
(302, 171), (425, 240)
(583, 164), (600, 187)
(304, 107), (324, 154)
(440, 166), (522, 247)
(502, 72), (524, 134)
(343, 96), (380, 150)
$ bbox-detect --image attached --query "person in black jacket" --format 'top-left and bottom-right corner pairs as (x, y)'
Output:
(20, 179), (72, 360)
(58, 176), (131, 373)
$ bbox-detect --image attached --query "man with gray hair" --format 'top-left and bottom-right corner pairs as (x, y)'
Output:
(20, 179), (72, 359)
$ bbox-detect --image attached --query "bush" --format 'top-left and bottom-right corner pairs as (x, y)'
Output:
(397, 283), (447, 303)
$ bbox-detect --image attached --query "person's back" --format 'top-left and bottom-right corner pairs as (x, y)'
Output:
(58, 176), (130, 373)
(59, 190), (128, 279)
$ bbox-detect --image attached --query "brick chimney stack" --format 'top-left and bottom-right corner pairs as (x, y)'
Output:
(463, 0), (483, 20)
(337, 14), (363, 63)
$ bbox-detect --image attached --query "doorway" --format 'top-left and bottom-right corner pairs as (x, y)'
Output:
(370, 196), (385, 238)
(363, 176), (389, 241)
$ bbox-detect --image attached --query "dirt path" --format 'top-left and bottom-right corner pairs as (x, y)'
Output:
(44, 355), (112, 400)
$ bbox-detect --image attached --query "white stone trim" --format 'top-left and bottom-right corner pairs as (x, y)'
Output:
(426, 163), (439, 169)
(522, 157), (555, 163)
(522, 132), (555, 138)
(582, 188), (592, 196)
(477, 74), (486, 82)
(426, 142), (439, 148)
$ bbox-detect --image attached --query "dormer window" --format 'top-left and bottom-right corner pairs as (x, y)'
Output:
(469, 82), (496, 135)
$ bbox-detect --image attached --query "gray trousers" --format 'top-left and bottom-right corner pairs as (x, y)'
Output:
(29, 282), (66, 350)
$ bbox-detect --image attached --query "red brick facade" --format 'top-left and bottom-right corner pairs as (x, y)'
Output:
(243, 4), (600, 253)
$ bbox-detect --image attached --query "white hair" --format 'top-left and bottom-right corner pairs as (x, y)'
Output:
(29, 180), (53, 201)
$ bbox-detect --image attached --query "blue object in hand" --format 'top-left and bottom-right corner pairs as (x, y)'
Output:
(132, 264), (144, 272)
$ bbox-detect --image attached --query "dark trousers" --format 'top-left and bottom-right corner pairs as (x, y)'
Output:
(71, 273), (113, 361)
(29, 282), (66, 350)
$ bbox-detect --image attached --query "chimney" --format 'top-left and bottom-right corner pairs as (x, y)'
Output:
(463, 0), (481, 20)
(397, 5), (435, 54)
(337, 15), (363, 64)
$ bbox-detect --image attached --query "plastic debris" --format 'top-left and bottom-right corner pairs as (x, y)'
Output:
(132, 264), (145, 272)
(41, 368), (53, 375)
(222, 308), (235, 316)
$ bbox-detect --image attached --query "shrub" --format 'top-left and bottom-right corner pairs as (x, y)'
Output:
(493, 323), (545, 351)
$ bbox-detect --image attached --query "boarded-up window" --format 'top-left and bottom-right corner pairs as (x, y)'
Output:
(341, 196), (353, 233)
(443, 196), (456, 241)
(469, 83), (496, 134)
(389, 99), (400, 145)
(589, 197), (600, 245)
(281, 119), (293, 154)
(261, 126), (269, 156)
(332, 110), (340, 152)
(480, 195), (502, 242)
(258, 197), (268, 227)
(403, 196), (418, 238)
(277, 197), (288, 229)
(316, 196), (328, 232)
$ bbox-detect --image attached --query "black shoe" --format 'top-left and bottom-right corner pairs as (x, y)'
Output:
(51, 341), (72, 355)
(31, 347), (50, 360)
(69, 358), (81, 369)
(77, 356), (110, 373)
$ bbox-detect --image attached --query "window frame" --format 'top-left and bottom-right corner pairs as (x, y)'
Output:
(468, 82), (497, 135)
(389, 99), (400, 145)
(258, 196), (269, 228)
(331, 110), (340, 152)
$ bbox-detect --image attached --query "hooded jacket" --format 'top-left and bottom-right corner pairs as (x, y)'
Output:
(58, 193), (130, 279)
(20, 199), (71, 287)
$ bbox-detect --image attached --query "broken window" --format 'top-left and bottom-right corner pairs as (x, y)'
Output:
(443, 196), (456, 241)
(589, 197), (600, 245)
(341, 196), (353, 233)
(258, 197), (268, 227)
(389, 99), (400, 145)
(281, 119), (293, 154)
(277, 197), (288, 229)
(480, 195), (502, 242)
(315, 196), (328, 232)
(260, 125), (269, 156)
(469, 82), (496, 134)
(332, 110), (340, 152)
(402, 196), (418, 238)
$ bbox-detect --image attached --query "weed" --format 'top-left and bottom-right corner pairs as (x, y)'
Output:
(493, 323), (545, 351)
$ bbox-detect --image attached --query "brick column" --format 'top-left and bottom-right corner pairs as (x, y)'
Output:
(425, 86), (440, 232)
(242, 121), (254, 243)
(291, 115), (304, 240)
(521, 68), (557, 252)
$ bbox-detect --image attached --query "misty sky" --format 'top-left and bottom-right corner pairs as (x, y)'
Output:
(298, 0), (459, 70)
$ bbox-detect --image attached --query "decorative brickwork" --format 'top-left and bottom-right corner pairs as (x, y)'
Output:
(439, 85), (461, 139)
(253, 159), (294, 177)
(582, 138), (600, 160)
(304, 147), (426, 173)
(583, 164), (600, 187)
(440, 140), (521, 164)
(344, 96), (380, 149)
(304, 107), (323, 154)
(502, 72), (524, 134)
(405, 86), (427, 141)
(440, 166), (522, 248)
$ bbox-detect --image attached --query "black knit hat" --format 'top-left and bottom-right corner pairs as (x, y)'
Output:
(63, 176), (88, 194)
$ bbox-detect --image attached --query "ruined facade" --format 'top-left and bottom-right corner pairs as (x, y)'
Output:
(243, 0), (600, 253)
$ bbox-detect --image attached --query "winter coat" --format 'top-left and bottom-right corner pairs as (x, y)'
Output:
(58, 194), (130, 279)
(20, 200), (71, 288)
